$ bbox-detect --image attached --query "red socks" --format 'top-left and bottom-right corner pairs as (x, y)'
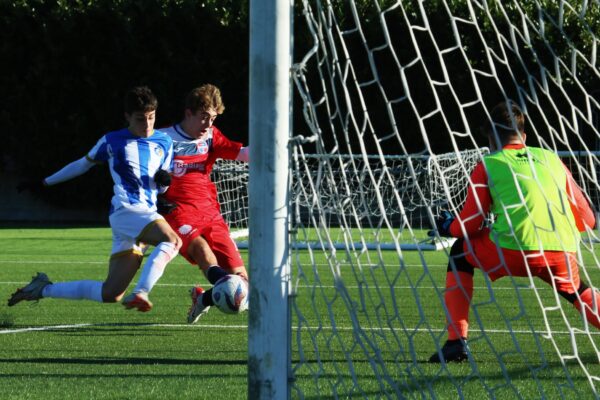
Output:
(573, 287), (600, 329)
(444, 271), (474, 340)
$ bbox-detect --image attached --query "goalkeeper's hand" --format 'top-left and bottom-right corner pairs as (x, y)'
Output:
(428, 210), (455, 238)
(156, 195), (177, 215)
(16, 179), (46, 193)
(154, 169), (171, 188)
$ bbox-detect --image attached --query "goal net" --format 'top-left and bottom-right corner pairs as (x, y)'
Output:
(215, 147), (487, 250)
(282, 0), (600, 398)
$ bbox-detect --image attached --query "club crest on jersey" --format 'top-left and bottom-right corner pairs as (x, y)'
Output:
(154, 146), (164, 158)
(196, 141), (209, 155)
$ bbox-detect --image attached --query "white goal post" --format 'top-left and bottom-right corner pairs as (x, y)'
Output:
(247, 0), (600, 398)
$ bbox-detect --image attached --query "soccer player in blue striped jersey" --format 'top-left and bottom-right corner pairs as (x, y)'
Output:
(8, 86), (182, 312)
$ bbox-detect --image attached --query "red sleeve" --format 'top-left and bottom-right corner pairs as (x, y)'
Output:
(211, 126), (243, 160)
(449, 162), (491, 237)
(564, 164), (596, 231)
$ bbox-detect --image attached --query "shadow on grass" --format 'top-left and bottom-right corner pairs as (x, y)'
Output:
(0, 356), (247, 366)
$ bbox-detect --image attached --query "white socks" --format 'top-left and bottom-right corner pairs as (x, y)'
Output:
(42, 280), (103, 302)
(133, 242), (178, 294)
(40, 242), (178, 302)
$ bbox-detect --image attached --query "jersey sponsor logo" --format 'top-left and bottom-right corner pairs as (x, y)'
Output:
(172, 159), (206, 177)
(514, 152), (541, 164)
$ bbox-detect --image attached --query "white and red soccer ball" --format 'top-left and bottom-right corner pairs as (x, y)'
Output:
(211, 274), (249, 314)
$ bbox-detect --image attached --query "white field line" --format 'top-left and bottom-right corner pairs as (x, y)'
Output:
(1, 322), (598, 336)
(0, 280), (545, 290)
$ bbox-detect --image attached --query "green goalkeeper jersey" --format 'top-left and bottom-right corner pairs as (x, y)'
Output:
(483, 146), (579, 251)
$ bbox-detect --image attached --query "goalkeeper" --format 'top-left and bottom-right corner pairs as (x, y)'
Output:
(429, 101), (598, 363)
(157, 84), (249, 323)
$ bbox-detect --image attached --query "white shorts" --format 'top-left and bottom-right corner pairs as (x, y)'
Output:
(109, 206), (164, 256)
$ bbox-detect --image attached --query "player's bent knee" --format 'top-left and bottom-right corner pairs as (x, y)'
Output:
(559, 281), (589, 304)
(157, 241), (179, 263)
(166, 234), (182, 251)
(447, 238), (475, 275)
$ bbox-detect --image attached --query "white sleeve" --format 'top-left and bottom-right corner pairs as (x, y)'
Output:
(236, 146), (249, 163)
(44, 157), (96, 186)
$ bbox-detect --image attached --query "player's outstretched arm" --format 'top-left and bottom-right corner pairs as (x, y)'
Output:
(17, 157), (96, 193)
(43, 157), (96, 186)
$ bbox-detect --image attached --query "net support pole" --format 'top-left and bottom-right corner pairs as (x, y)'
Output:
(248, 1), (292, 399)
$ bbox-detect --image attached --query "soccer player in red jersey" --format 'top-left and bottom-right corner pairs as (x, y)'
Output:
(159, 84), (249, 323)
(429, 101), (598, 363)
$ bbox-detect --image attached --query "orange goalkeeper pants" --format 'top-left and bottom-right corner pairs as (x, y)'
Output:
(443, 229), (600, 340)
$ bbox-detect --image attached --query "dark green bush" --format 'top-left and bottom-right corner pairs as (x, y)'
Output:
(0, 0), (249, 213)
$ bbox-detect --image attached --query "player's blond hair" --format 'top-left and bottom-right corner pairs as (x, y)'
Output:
(185, 84), (225, 114)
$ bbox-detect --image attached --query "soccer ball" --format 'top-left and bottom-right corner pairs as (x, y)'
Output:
(211, 274), (249, 314)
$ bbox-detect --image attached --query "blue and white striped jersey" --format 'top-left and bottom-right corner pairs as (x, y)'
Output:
(86, 128), (173, 214)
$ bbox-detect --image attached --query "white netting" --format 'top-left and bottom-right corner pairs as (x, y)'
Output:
(215, 148), (487, 249)
(287, 0), (600, 398)
(211, 160), (249, 238)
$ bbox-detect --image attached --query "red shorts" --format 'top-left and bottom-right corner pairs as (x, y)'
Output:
(464, 229), (579, 295)
(165, 210), (244, 270)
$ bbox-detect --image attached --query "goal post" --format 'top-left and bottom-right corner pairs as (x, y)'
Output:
(247, 0), (292, 399)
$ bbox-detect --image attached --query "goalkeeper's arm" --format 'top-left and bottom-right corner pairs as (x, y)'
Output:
(44, 157), (96, 186)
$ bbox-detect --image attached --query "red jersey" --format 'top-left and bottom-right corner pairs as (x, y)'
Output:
(450, 143), (595, 265)
(161, 125), (243, 216)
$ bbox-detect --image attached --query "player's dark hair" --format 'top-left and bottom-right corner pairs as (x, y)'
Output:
(124, 86), (158, 114)
(185, 84), (225, 114)
(480, 101), (525, 141)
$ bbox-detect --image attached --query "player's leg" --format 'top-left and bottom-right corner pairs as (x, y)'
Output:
(186, 221), (247, 323)
(208, 220), (247, 280)
(188, 234), (226, 282)
(543, 252), (600, 329)
(7, 232), (141, 306)
(102, 250), (144, 303)
(429, 238), (474, 363)
(108, 208), (180, 311)
(7, 258), (141, 307)
(572, 282), (600, 329)
(127, 219), (181, 300)
(185, 235), (223, 323)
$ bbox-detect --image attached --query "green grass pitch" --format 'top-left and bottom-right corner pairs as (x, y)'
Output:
(0, 226), (599, 399)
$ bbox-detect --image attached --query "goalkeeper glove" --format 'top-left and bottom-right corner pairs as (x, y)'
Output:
(156, 195), (177, 215)
(428, 210), (455, 237)
(16, 179), (46, 193)
(154, 169), (171, 187)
